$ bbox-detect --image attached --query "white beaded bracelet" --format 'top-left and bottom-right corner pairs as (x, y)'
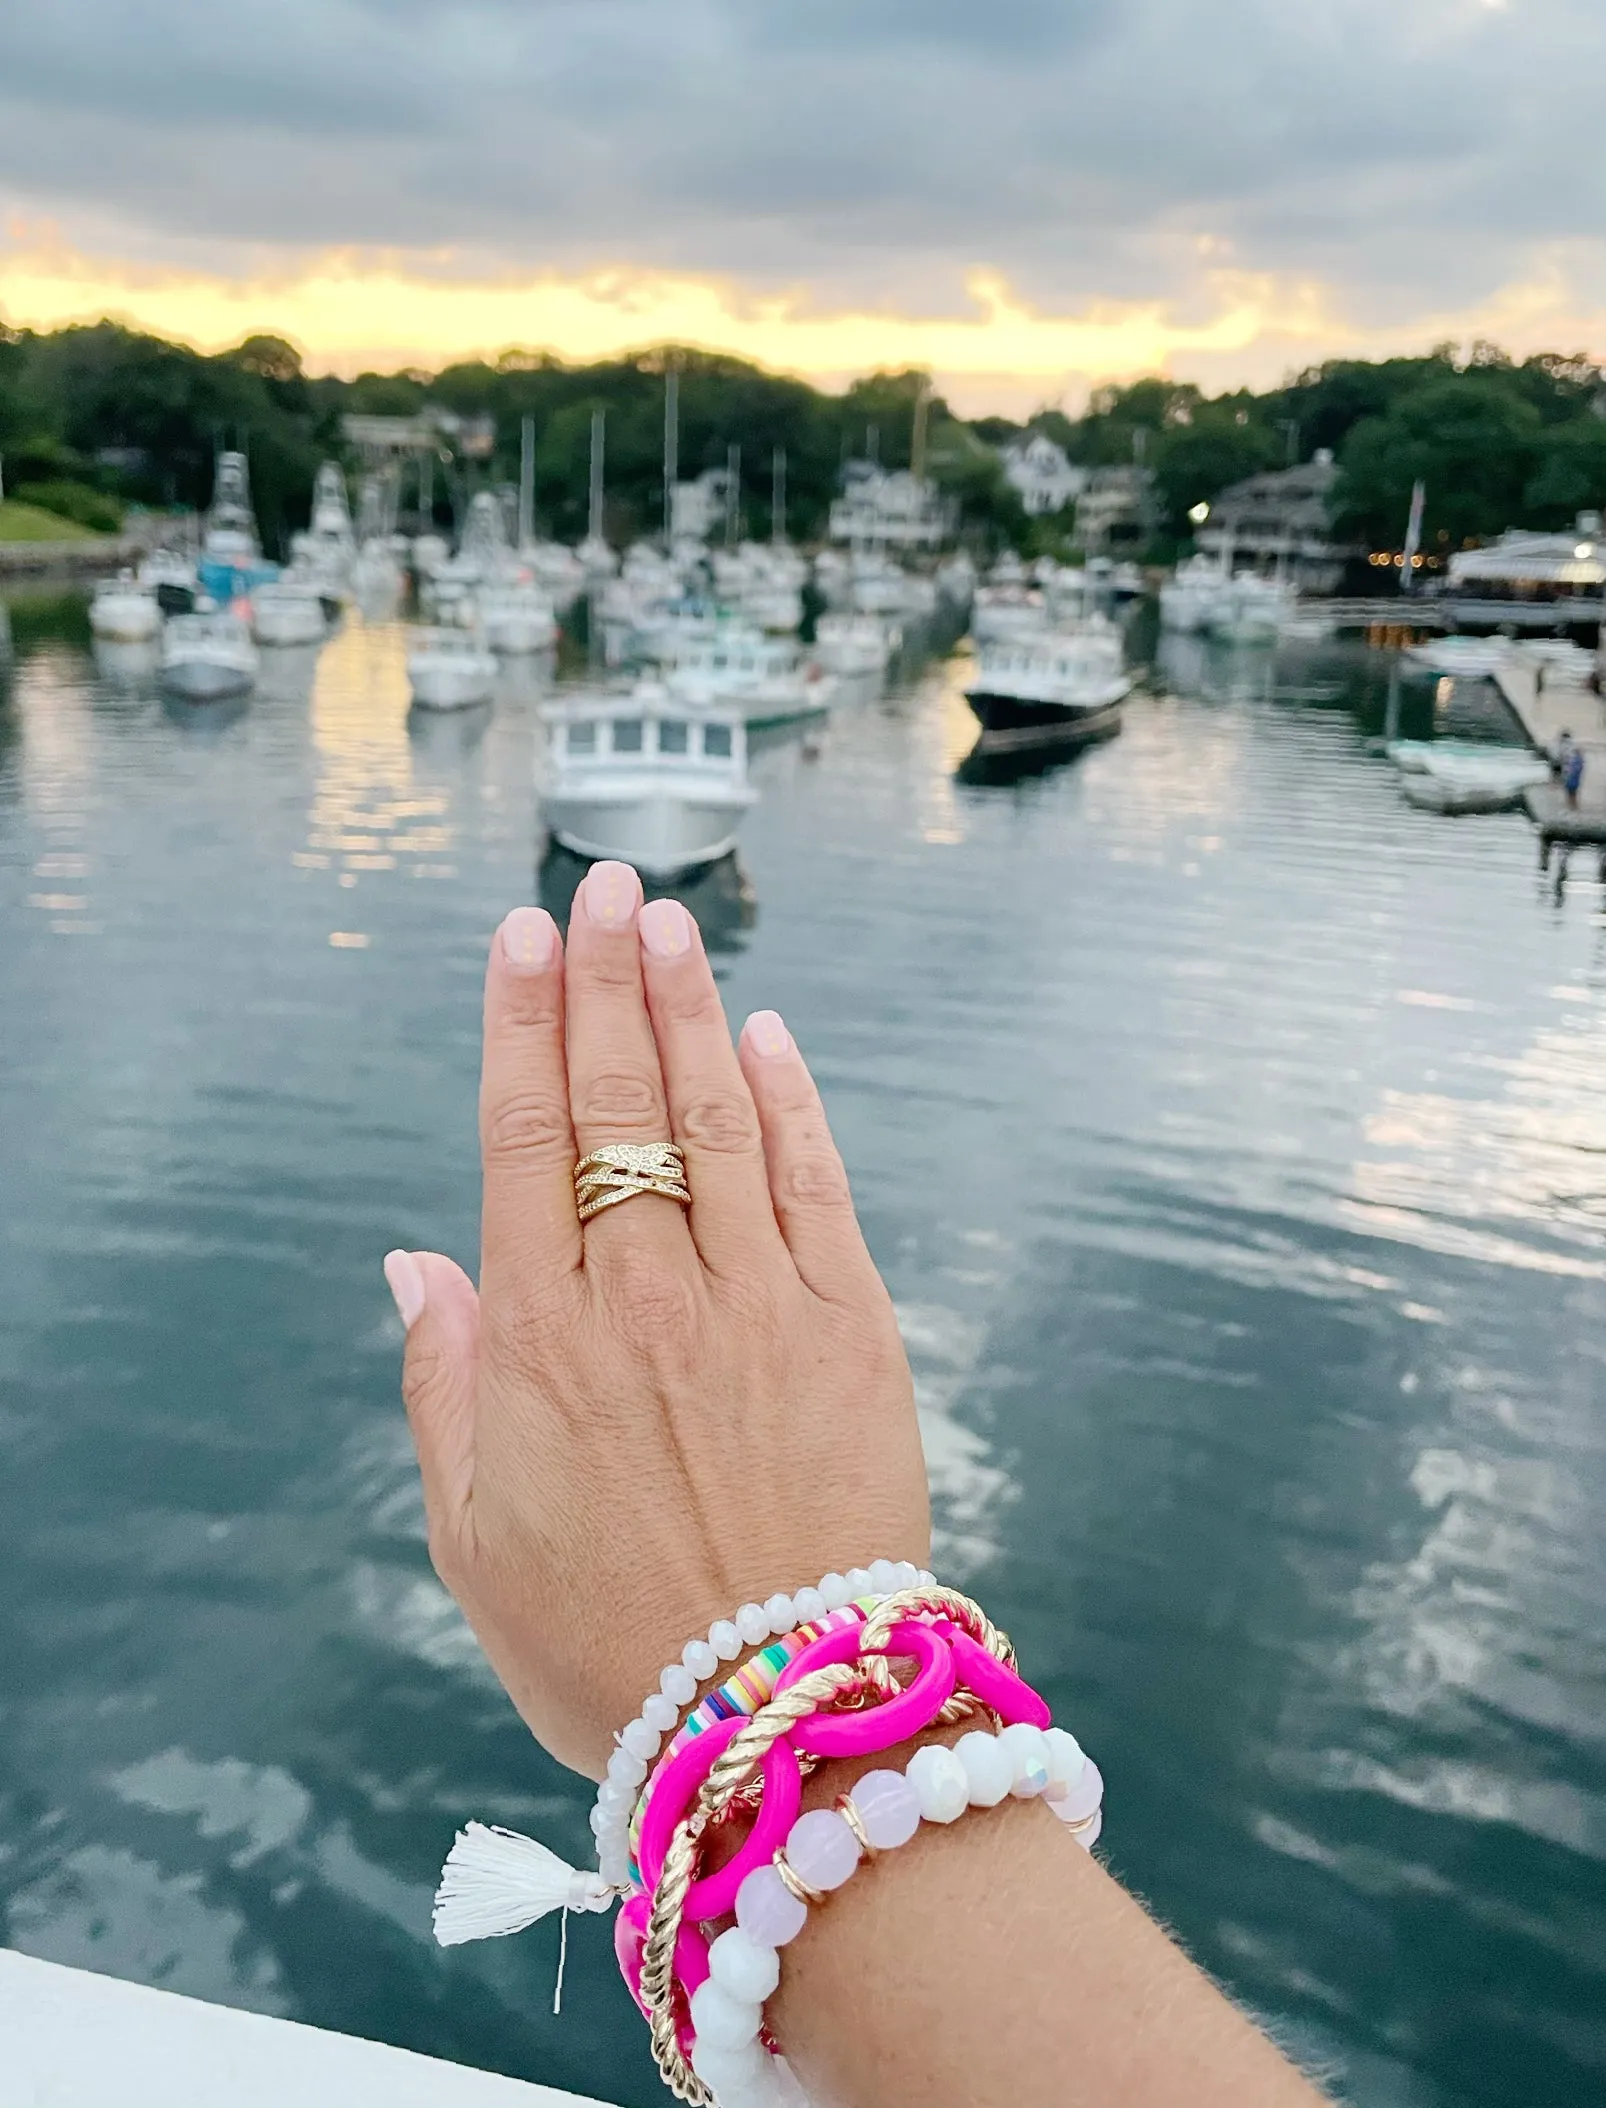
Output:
(590, 1559), (932, 1890)
(686, 1719), (1104, 2108)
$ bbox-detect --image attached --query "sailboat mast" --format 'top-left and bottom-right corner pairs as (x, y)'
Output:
(518, 415), (535, 548)
(772, 446), (786, 545)
(663, 369), (679, 546)
(588, 409), (606, 544)
(725, 443), (741, 547)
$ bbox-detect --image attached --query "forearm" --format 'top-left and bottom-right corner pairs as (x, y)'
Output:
(777, 1763), (1323, 2108)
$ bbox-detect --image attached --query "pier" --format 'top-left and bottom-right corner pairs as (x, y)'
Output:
(1493, 658), (1606, 867)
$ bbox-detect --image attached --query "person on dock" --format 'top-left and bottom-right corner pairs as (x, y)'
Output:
(1563, 739), (1585, 809)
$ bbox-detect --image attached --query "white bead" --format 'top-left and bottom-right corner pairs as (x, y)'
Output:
(598, 1842), (631, 1889)
(708, 1925), (782, 2003)
(710, 1619), (743, 1661)
(691, 2034), (771, 2098)
(621, 1716), (660, 1760)
(1042, 1726), (1087, 1801)
(735, 1601), (770, 1647)
(790, 1585), (827, 1624)
(843, 1567), (874, 1596)
(998, 1721), (1052, 1798)
(595, 1777), (631, 1811)
(641, 1690), (679, 1733)
(917, 1568), (937, 1588)
(892, 1560), (921, 1590)
(683, 1637), (720, 1681)
(954, 1730), (1013, 1808)
(868, 1558), (901, 1595)
(588, 1802), (611, 1836)
(762, 1592), (796, 1634)
(818, 1571), (851, 1610)
(689, 1977), (762, 2051)
(607, 1744), (648, 1790)
(905, 1742), (969, 1823)
(660, 1662), (698, 1707)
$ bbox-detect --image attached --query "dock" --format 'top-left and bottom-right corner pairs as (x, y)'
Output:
(1493, 658), (1606, 866)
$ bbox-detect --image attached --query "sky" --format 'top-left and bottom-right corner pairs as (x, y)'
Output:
(2, 0), (1604, 413)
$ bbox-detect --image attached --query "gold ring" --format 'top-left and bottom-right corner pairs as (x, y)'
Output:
(574, 1142), (691, 1223)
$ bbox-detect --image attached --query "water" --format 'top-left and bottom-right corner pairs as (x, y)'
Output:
(2, 602), (1604, 2108)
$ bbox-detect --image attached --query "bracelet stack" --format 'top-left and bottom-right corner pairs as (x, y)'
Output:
(432, 1567), (1104, 2108)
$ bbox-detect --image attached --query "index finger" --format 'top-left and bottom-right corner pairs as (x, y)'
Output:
(478, 907), (583, 1325)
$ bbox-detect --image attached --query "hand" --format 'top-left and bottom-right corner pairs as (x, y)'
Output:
(386, 860), (930, 1779)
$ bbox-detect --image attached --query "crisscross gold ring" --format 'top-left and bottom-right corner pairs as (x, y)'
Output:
(573, 1141), (691, 1223)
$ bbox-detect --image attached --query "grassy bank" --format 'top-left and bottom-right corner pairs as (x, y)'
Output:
(0, 502), (105, 544)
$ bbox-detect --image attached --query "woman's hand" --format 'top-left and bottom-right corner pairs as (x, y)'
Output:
(386, 860), (930, 1779)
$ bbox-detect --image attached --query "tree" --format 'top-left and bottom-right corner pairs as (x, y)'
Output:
(227, 335), (304, 384)
(1335, 375), (1543, 549)
(1151, 414), (1281, 537)
(1524, 418), (1606, 525)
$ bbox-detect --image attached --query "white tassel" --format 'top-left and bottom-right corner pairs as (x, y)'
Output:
(432, 1822), (614, 1947)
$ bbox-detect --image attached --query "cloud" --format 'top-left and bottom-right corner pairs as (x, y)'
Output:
(0, 0), (1603, 401)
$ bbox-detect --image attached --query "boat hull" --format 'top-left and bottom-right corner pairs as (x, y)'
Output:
(543, 790), (752, 879)
(963, 689), (1127, 756)
(161, 656), (256, 702)
(407, 656), (497, 710)
(252, 601), (327, 647)
(89, 597), (161, 643)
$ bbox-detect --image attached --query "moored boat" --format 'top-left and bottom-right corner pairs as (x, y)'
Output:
(964, 619), (1131, 755)
(196, 450), (279, 603)
(539, 681), (757, 877)
(161, 611), (259, 702)
(406, 627), (498, 710)
(814, 612), (898, 679)
(250, 576), (329, 647)
(88, 570), (161, 643)
(479, 583), (558, 655)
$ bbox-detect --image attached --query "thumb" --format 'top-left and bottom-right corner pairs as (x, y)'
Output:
(385, 1249), (480, 1549)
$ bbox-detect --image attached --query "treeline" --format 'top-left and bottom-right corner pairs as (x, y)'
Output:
(2, 318), (1603, 561)
(0, 323), (1009, 555)
(984, 341), (1606, 554)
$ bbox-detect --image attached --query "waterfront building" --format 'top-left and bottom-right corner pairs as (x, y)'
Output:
(1074, 465), (1156, 556)
(1440, 513), (1605, 634)
(828, 463), (954, 549)
(1194, 450), (1362, 594)
(1000, 433), (1087, 516)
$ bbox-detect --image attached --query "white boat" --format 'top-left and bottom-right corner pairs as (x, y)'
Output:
(290, 462), (357, 590)
(1207, 572), (1299, 643)
(971, 586), (1048, 644)
(540, 682), (757, 877)
(1387, 740), (1550, 812)
(161, 611), (259, 701)
(138, 547), (198, 613)
(480, 583), (558, 654)
(662, 625), (833, 729)
(88, 570), (161, 642)
(1402, 637), (1511, 678)
(936, 551), (976, 609)
(250, 576), (329, 647)
(815, 612), (897, 679)
(964, 617), (1132, 754)
(1159, 556), (1232, 633)
(352, 539), (405, 614)
(406, 627), (498, 710)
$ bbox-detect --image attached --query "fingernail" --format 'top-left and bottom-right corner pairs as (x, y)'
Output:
(743, 1010), (793, 1059)
(577, 860), (643, 930)
(384, 1250), (426, 1330)
(639, 898), (694, 960)
(500, 906), (558, 973)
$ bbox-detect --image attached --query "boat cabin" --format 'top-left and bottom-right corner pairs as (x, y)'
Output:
(544, 690), (747, 773)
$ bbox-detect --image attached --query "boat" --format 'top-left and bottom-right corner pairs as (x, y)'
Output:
(660, 623), (833, 729)
(1160, 555), (1232, 633)
(814, 613), (897, 679)
(406, 627), (498, 710)
(539, 681), (757, 877)
(160, 611), (259, 702)
(1387, 740), (1550, 812)
(137, 548), (198, 614)
(963, 618), (1132, 754)
(88, 570), (161, 642)
(289, 462), (356, 591)
(1402, 637), (1511, 678)
(480, 583), (558, 655)
(1206, 572), (1298, 643)
(196, 451), (279, 603)
(249, 576), (329, 647)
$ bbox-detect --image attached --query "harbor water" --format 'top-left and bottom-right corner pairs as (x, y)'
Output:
(1, 602), (1603, 2108)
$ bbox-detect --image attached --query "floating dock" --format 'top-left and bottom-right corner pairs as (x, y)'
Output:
(1492, 659), (1606, 866)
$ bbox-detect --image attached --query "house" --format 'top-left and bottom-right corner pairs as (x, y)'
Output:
(1194, 450), (1362, 593)
(1000, 433), (1087, 516)
(1074, 466), (1156, 555)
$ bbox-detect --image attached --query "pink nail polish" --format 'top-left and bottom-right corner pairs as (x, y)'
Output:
(500, 906), (558, 973)
(639, 898), (694, 960)
(383, 1250), (426, 1330)
(578, 860), (643, 930)
(743, 1010), (793, 1059)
